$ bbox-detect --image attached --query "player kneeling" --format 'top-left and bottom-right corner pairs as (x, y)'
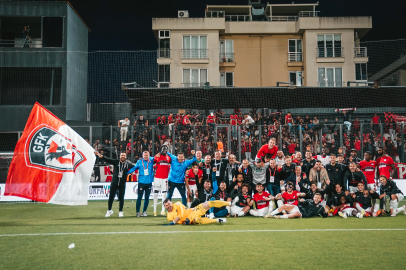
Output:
(377, 175), (406, 217)
(264, 193), (328, 219)
(163, 198), (229, 225)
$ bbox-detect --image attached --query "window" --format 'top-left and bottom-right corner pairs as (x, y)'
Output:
(42, 17), (63, 47)
(317, 34), (342, 57)
(158, 31), (170, 58)
(355, 63), (367, 81)
(220, 40), (234, 62)
(183, 36), (207, 58)
(289, 71), (303, 86)
(288, 39), (302, 62)
(158, 65), (170, 88)
(159, 30), (170, 39)
(318, 67), (342, 87)
(183, 69), (207, 87)
(220, 72), (234, 87)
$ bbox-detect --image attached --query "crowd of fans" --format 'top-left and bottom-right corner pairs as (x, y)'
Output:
(95, 109), (405, 164)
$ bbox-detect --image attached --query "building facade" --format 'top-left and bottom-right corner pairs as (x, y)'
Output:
(152, 2), (372, 88)
(0, 1), (89, 132)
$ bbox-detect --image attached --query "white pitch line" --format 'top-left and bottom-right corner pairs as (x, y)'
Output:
(1, 228), (406, 237)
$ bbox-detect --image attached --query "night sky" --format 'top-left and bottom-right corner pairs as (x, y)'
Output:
(34, 0), (406, 51)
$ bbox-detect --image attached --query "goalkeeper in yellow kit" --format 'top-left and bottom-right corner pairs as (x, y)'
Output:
(163, 198), (231, 225)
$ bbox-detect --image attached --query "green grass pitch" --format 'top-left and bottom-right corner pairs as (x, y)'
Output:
(1, 200), (406, 269)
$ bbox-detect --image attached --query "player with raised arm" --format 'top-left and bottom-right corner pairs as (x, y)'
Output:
(230, 183), (253, 217)
(163, 198), (229, 225)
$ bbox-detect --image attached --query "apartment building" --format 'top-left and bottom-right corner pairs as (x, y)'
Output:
(152, 1), (372, 88)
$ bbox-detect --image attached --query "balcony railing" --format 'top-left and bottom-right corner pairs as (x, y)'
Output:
(288, 52), (302, 62)
(354, 47), (367, 57)
(181, 49), (209, 59)
(182, 83), (206, 87)
(0, 38), (42, 48)
(205, 10), (225, 18)
(219, 53), (235, 62)
(268, 16), (298, 21)
(157, 49), (171, 58)
(317, 47), (343, 58)
(318, 81), (344, 87)
(225, 15), (252, 21)
(299, 11), (320, 17)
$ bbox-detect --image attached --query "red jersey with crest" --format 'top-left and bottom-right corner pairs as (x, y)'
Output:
(282, 191), (300, 206)
(230, 115), (238, 125)
(182, 115), (190, 125)
(253, 191), (270, 209)
(359, 160), (376, 184)
(175, 115), (182, 124)
(154, 155), (171, 179)
(376, 155), (394, 179)
(207, 115), (216, 123)
(187, 169), (203, 185)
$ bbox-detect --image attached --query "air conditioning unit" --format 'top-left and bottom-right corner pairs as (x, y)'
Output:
(178, 10), (189, 18)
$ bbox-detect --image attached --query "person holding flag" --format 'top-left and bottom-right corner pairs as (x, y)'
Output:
(96, 151), (135, 217)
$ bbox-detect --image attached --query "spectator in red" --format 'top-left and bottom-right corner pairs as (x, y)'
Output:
(230, 112), (238, 140)
(168, 113), (175, 136)
(352, 118), (360, 133)
(183, 113), (191, 126)
(207, 112), (216, 132)
(157, 114), (166, 135)
(371, 113), (381, 135)
(244, 138), (252, 162)
(288, 139), (296, 155)
(354, 137), (361, 157)
(285, 112), (293, 133)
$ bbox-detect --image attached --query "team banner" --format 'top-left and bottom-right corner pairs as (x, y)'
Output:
(396, 163), (406, 179)
(4, 103), (96, 205)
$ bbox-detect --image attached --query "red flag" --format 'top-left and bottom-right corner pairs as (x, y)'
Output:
(5, 103), (96, 205)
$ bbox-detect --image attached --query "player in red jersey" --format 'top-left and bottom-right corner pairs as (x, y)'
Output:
(207, 113), (216, 132)
(359, 151), (377, 192)
(249, 183), (274, 217)
(275, 181), (306, 206)
(375, 147), (396, 179)
(256, 138), (278, 161)
(230, 113), (238, 140)
(182, 113), (191, 126)
(153, 146), (171, 216)
(185, 162), (203, 208)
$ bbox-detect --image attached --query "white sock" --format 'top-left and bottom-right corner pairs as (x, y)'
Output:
(373, 203), (380, 213)
(391, 200), (399, 211)
(238, 211), (245, 217)
(356, 213), (360, 218)
(269, 201), (275, 213)
(270, 209), (280, 216)
(355, 203), (363, 212)
(153, 193), (158, 212)
(187, 202), (191, 208)
(396, 207), (404, 213)
(161, 192), (167, 212)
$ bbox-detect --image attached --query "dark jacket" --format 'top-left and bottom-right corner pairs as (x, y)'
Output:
(327, 191), (353, 207)
(325, 163), (348, 187)
(265, 166), (282, 186)
(298, 200), (328, 218)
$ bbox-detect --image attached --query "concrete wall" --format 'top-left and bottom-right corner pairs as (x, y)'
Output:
(304, 29), (356, 87)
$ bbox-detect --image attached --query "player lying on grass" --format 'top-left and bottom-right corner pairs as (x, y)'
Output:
(351, 181), (379, 217)
(377, 175), (406, 217)
(264, 193), (328, 219)
(336, 195), (364, 218)
(163, 198), (229, 225)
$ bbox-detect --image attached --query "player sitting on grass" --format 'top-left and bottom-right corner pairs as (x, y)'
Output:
(336, 195), (360, 218)
(351, 182), (379, 218)
(377, 175), (406, 217)
(230, 183), (253, 217)
(163, 198), (229, 225)
(326, 183), (353, 216)
(211, 181), (231, 218)
(264, 193), (328, 219)
(274, 181), (306, 208)
(249, 183), (274, 217)
(297, 180), (330, 207)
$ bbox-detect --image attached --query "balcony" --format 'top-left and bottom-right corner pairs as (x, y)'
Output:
(316, 47), (344, 63)
(268, 16), (298, 21)
(0, 38), (43, 48)
(225, 15), (252, 21)
(157, 49), (170, 58)
(219, 53), (235, 62)
(299, 11), (320, 17)
(205, 10), (225, 18)
(182, 83), (206, 88)
(288, 52), (302, 62)
(181, 49), (209, 59)
(354, 47), (367, 57)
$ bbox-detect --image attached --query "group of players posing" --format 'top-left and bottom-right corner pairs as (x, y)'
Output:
(95, 137), (405, 225)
